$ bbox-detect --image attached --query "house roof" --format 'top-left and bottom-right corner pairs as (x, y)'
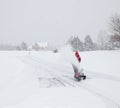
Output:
(28, 42), (48, 50)
(36, 42), (48, 48)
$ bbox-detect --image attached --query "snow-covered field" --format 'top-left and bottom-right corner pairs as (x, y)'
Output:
(0, 49), (120, 108)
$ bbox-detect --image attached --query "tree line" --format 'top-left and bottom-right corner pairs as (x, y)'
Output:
(0, 42), (27, 51)
(0, 14), (120, 51)
(67, 14), (120, 51)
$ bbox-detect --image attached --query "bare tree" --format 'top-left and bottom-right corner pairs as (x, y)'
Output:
(107, 14), (120, 49)
(109, 14), (120, 42)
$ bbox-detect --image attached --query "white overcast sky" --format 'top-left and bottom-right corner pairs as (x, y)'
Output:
(0, 0), (120, 46)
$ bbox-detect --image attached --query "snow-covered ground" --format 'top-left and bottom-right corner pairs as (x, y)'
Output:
(0, 48), (120, 108)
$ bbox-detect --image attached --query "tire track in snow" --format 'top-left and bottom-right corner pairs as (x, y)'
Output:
(19, 55), (74, 87)
(38, 77), (76, 87)
(79, 83), (120, 108)
(27, 55), (73, 75)
(19, 55), (80, 88)
(84, 70), (120, 82)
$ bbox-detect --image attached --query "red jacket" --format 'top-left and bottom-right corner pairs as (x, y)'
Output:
(75, 51), (81, 62)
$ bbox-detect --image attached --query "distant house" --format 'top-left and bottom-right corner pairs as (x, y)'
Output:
(29, 42), (48, 51)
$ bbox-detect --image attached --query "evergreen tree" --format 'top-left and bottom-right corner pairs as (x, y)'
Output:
(84, 35), (94, 51)
(67, 36), (83, 51)
(20, 42), (27, 50)
(32, 43), (40, 51)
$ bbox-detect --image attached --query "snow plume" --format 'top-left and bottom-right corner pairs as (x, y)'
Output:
(59, 45), (80, 68)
